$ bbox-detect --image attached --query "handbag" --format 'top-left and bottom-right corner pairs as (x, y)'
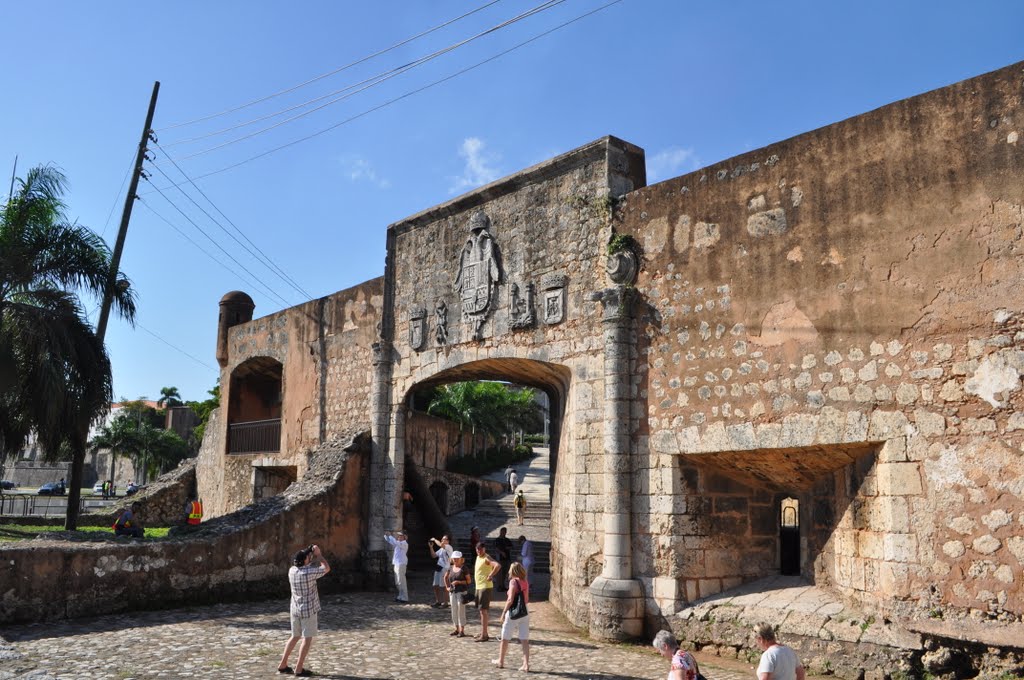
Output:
(508, 579), (528, 619)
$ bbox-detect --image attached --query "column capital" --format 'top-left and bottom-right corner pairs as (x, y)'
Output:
(595, 285), (638, 323)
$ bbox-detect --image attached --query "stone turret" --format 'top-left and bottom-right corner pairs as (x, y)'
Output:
(216, 291), (255, 367)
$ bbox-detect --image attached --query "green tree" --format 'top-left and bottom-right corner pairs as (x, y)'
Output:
(427, 381), (543, 455)
(157, 386), (182, 408)
(90, 411), (189, 484)
(185, 382), (220, 448)
(0, 165), (136, 529)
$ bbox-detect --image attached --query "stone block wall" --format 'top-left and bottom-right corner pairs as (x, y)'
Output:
(197, 279), (382, 517)
(620, 61), (1024, 623)
(384, 137), (646, 630)
(410, 463), (505, 516)
(1, 433), (370, 624)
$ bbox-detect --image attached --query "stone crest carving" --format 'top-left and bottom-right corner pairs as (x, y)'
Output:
(508, 281), (535, 329)
(454, 210), (502, 340)
(434, 299), (449, 346)
(409, 307), (426, 351)
(541, 273), (567, 325)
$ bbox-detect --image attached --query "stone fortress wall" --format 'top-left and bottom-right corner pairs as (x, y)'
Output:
(622, 61), (1024, 626)
(196, 278), (383, 516)
(179, 60), (1024, 673)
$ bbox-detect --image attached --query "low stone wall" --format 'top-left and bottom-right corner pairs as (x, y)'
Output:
(671, 592), (1024, 679)
(0, 430), (372, 624)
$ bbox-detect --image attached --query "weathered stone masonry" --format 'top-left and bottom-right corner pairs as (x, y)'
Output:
(177, 61), (1024, 672)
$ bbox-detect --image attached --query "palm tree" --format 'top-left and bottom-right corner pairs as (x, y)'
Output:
(427, 382), (543, 456)
(0, 165), (136, 529)
(157, 386), (182, 408)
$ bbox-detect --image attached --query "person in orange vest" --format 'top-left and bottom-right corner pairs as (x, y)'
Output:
(185, 497), (203, 526)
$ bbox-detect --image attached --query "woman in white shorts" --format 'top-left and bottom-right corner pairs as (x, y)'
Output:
(493, 562), (530, 671)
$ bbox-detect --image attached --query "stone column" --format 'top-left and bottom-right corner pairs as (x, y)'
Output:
(588, 284), (644, 640)
(368, 339), (393, 551)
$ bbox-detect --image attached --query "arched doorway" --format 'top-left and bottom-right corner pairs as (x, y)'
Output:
(429, 481), (449, 515)
(780, 497), (800, 576)
(227, 356), (283, 455)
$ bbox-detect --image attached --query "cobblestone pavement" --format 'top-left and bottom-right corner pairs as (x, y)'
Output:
(0, 591), (766, 680)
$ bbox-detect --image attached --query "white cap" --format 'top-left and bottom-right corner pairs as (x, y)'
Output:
(451, 551), (463, 559)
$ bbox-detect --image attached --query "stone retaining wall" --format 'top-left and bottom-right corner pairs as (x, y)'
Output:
(0, 431), (372, 624)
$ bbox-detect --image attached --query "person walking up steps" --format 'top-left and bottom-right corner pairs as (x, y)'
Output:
(513, 488), (526, 525)
(384, 530), (409, 602)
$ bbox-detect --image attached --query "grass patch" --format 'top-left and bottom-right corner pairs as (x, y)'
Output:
(0, 524), (170, 542)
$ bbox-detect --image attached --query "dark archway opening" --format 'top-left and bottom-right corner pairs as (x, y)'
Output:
(227, 357), (283, 454)
(429, 481), (449, 515)
(779, 497), (800, 576)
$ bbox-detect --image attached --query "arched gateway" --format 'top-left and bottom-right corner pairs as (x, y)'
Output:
(199, 65), (1024, 652)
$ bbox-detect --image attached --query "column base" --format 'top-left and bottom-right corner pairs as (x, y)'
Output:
(588, 576), (644, 640)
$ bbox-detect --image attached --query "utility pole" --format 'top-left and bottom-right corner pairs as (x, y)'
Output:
(8, 154), (17, 201)
(65, 82), (159, 531)
(95, 80), (160, 342)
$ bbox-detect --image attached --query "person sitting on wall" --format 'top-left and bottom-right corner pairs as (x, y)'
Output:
(114, 502), (144, 538)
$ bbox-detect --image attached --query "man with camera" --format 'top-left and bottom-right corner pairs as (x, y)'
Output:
(429, 535), (454, 607)
(384, 530), (410, 602)
(279, 544), (331, 676)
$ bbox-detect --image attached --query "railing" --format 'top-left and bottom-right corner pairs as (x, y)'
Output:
(0, 494), (113, 518)
(228, 418), (281, 454)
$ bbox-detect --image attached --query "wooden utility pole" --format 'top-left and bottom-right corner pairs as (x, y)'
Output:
(95, 80), (160, 342)
(65, 81), (159, 531)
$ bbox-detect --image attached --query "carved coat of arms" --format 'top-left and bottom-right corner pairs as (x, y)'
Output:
(454, 211), (502, 339)
(409, 307), (426, 351)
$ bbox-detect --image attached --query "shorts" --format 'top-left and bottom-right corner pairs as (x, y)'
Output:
(475, 588), (493, 609)
(500, 612), (530, 641)
(433, 569), (446, 587)
(290, 612), (318, 638)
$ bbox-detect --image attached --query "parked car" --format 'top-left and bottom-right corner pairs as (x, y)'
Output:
(37, 482), (66, 496)
(0, 480), (16, 490)
(92, 481), (106, 495)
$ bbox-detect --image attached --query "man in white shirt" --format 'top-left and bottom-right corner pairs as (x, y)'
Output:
(384, 530), (410, 602)
(753, 623), (805, 680)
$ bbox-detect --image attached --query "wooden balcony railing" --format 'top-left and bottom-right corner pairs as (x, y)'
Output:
(228, 418), (281, 454)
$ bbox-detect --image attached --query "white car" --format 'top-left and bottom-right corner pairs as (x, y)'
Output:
(92, 481), (106, 495)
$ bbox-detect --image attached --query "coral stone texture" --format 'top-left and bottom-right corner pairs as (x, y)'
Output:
(183, 61), (1024, 669)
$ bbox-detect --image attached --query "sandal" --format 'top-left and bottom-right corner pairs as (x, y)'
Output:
(492, 659), (504, 668)
(296, 671), (314, 677)
(277, 668), (293, 675)
(449, 630), (460, 636)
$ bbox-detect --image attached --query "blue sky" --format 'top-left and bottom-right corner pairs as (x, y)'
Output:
(2, 1), (1022, 404)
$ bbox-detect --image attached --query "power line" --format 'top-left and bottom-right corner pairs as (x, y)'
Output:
(150, 143), (315, 300)
(156, 0), (504, 132)
(160, 0), (565, 157)
(137, 197), (266, 295)
(101, 151), (137, 240)
(150, 0), (624, 186)
(135, 321), (217, 370)
(142, 177), (294, 309)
